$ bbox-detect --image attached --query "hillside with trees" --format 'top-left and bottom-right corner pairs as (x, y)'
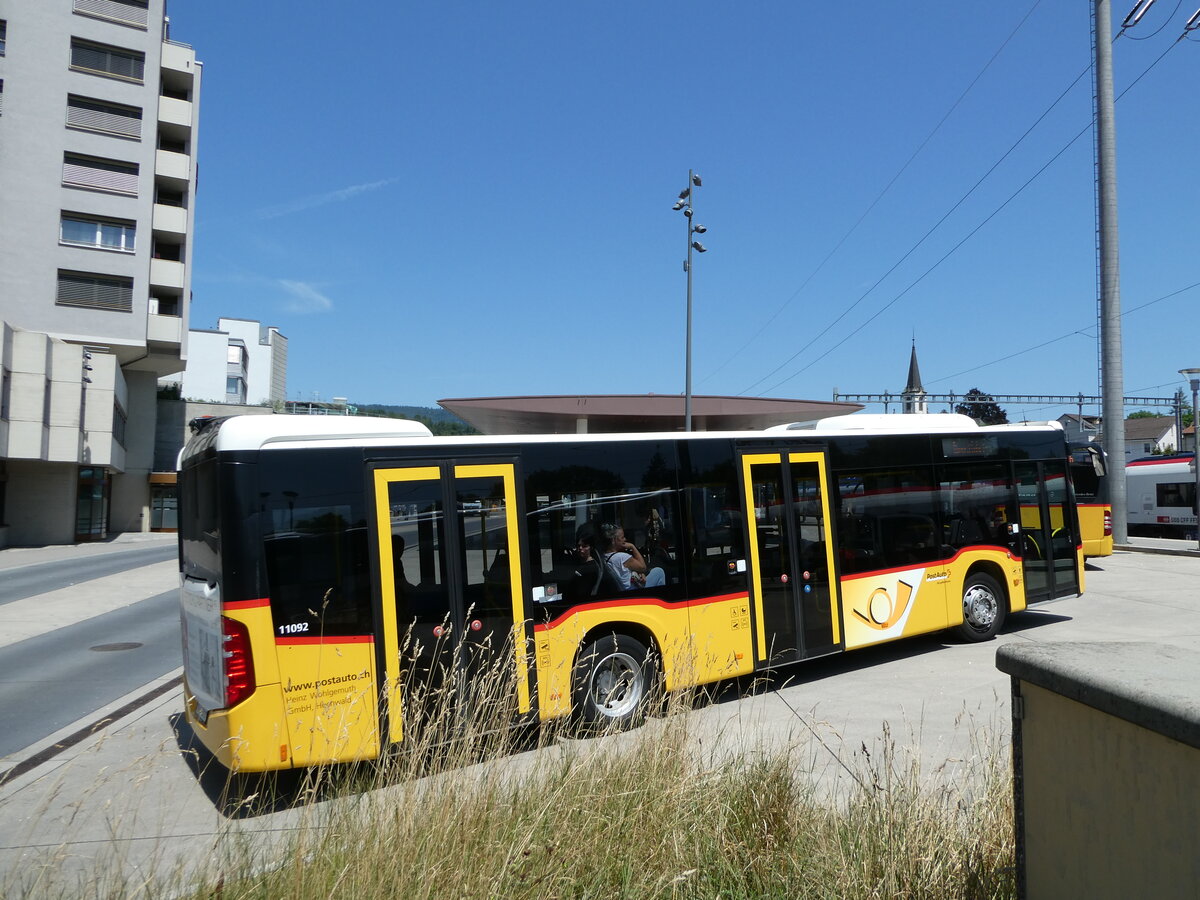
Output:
(358, 404), (479, 435)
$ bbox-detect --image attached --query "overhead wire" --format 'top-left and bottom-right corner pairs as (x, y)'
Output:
(739, 61), (1093, 395)
(698, 0), (1046, 387)
(756, 120), (1095, 395)
(924, 279), (1200, 386)
(751, 23), (1191, 396)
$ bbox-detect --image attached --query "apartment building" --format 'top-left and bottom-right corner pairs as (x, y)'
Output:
(0, 0), (200, 546)
(167, 317), (287, 406)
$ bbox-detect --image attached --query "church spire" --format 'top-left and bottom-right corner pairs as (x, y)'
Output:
(902, 341), (927, 413)
(904, 340), (924, 394)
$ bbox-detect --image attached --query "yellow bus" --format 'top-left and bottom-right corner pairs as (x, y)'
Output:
(1069, 442), (1112, 558)
(178, 413), (1084, 773)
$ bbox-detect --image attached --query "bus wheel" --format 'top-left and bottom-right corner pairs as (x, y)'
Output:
(956, 573), (1006, 642)
(574, 633), (657, 730)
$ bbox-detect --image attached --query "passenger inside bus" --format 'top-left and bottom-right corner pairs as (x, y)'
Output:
(600, 523), (666, 589)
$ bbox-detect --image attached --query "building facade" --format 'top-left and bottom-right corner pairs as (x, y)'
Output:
(0, 0), (200, 546)
(166, 317), (287, 406)
(1123, 415), (1178, 461)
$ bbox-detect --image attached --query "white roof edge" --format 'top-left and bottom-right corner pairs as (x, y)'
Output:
(209, 414), (432, 451)
(767, 413), (980, 433)
(766, 413), (1066, 435)
(190, 412), (1068, 457)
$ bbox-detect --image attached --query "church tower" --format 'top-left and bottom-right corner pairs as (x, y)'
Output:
(902, 342), (928, 414)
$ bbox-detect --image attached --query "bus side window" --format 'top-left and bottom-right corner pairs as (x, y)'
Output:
(834, 467), (943, 572)
(682, 483), (745, 594)
(523, 441), (684, 602)
(939, 463), (1012, 551)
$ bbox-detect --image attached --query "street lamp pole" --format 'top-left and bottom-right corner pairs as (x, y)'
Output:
(673, 171), (707, 431)
(1180, 368), (1200, 549)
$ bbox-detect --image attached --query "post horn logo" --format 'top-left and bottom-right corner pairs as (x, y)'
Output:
(852, 580), (914, 630)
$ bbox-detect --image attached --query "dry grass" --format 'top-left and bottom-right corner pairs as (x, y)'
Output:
(182, 655), (1015, 900)
(1, 640), (1015, 899)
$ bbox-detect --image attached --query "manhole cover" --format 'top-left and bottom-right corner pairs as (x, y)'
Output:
(89, 642), (143, 652)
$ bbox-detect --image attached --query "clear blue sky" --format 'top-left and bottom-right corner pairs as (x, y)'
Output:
(169, 1), (1199, 418)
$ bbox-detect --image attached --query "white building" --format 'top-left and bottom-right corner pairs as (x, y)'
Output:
(0, 1), (201, 546)
(1124, 416), (1178, 461)
(168, 317), (287, 406)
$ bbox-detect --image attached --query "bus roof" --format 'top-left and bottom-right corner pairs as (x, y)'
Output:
(186, 414), (432, 456)
(182, 412), (1067, 460)
(769, 413), (980, 432)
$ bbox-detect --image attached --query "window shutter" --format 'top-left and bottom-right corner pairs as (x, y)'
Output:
(70, 40), (145, 81)
(67, 96), (142, 139)
(63, 155), (139, 195)
(57, 272), (134, 312)
(74, 0), (150, 28)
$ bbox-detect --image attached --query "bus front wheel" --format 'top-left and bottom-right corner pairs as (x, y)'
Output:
(956, 573), (1006, 642)
(573, 633), (658, 730)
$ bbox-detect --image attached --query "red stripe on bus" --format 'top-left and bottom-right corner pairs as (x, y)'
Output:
(223, 597), (271, 611)
(275, 634), (375, 646)
(533, 591), (747, 632)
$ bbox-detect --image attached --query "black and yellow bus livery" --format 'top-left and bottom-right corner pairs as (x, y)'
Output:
(1069, 442), (1113, 557)
(178, 413), (1083, 772)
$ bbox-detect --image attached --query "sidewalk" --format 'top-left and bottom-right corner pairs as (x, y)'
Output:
(1116, 535), (1200, 557)
(0, 531), (177, 572)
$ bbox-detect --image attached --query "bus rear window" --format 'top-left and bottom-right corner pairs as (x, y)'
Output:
(180, 457), (220, 579)
(258, 451), (374, 637)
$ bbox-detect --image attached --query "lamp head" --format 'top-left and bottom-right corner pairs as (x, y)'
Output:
(672, 199), (686, 211)
(692, 224), (706, 234)
(692, 241), (707, 253)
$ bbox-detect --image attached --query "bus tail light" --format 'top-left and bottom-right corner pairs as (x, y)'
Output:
(222, 616), (256, 707)
(1103, 510), (1113, 537)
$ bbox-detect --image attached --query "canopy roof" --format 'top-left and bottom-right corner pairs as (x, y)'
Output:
(437, 394), (863, 435)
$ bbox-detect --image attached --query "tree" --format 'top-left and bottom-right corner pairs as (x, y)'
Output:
(1127, 410), (1158, 419)
(954, 388), (1008, 425)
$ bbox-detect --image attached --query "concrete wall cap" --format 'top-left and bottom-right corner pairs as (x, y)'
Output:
(996, 641), (1200, 750)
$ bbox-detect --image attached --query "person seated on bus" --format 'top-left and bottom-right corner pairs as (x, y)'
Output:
(562, 531), (618, 599)
(600, 523), (666, 590)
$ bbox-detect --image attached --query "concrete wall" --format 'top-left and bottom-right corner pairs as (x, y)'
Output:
(4, 460), (78, 546)
(109, 371), (158, 533)
(6, 331), (51, 460)
(998, 642), (1200, 900)
(1019, 682), (1200, 898)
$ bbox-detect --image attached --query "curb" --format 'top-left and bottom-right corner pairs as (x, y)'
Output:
(0, 667), (184, 796)
(1113, 544), (1200, 559)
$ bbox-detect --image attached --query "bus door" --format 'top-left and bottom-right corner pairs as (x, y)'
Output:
(1014, 460), (1080, 601)
(371, 460), (532, 744)
(740, 451), (842, 667)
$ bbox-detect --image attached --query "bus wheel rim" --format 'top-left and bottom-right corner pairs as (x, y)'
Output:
(589, 651), (641, 718)
(963, 584), (997, 629)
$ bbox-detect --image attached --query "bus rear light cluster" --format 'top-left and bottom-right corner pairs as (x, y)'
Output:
(222, 616), (256, 707)
(1103, 510), (1113, 537)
